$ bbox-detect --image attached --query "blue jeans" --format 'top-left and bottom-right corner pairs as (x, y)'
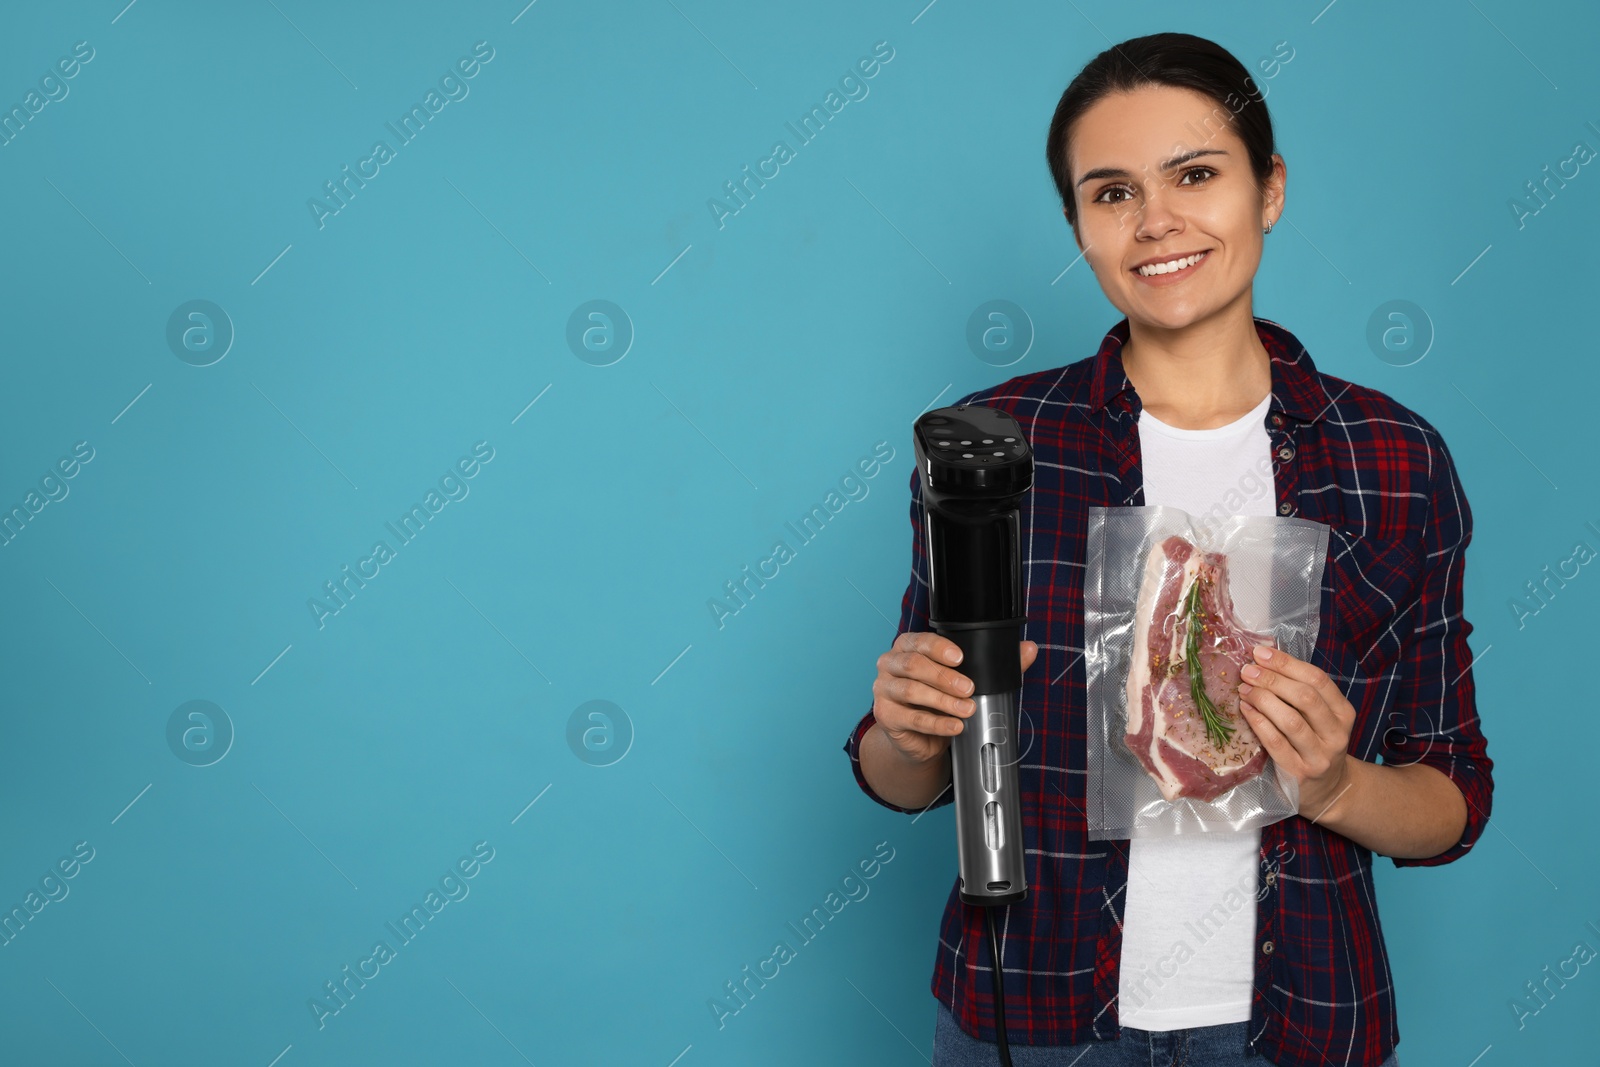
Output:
(932, 1000), (1400, 1066)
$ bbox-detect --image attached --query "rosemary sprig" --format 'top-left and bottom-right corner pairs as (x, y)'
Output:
(1183, 574), (1236, 750)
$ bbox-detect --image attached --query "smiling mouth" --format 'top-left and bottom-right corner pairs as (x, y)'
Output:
(1133, 250), (1210, 278)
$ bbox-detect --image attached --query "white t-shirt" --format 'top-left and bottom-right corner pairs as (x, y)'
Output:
(1115, 389), (1275, 1030)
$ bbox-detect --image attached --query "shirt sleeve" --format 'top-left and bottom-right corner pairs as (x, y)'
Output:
(1384, 428), (1493, 868)
(842, 462), (956, 815)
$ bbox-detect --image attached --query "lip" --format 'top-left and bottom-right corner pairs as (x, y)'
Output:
(1130, 249), (1211, 286)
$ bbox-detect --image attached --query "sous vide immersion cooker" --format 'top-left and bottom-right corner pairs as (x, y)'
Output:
(913, 405), (1033, 906)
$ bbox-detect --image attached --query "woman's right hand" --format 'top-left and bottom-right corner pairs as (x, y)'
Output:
(871, 633), (1040, 765)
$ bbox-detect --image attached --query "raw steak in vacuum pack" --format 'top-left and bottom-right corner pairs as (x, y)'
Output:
(1124, 534), (1274, 803)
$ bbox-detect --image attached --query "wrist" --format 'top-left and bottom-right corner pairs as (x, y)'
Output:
(863, 721), (953, 811)
(1305, 755), (1360, 826)
(871, 720), (946, 766)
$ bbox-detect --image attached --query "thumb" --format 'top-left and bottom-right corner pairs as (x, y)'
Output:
(1021, 640), (1039, 670)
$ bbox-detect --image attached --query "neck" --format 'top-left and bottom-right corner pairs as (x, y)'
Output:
(1120, 303), (1272, 430)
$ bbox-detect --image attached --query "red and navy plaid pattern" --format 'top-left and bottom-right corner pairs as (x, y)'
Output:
(843, 316), (1492, 1067)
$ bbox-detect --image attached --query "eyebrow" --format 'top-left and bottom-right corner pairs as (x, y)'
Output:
(1075, 148), (1229, 189)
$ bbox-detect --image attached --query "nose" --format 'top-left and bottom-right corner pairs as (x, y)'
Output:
(1134, 187), (1183, 242)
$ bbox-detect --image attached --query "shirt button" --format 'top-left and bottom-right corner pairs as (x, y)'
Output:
(1265, 871), (1277, 886)
(1278, 501), (1294, 515)
(1270, 414), (1283, 427)
(1262, 941), (1275, 955)
(1277, 446), (1295, 462)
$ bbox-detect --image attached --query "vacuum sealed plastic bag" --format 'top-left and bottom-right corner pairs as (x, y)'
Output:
(1084, 505), (1331, 840)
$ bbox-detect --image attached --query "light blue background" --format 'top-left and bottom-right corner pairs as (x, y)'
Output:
(0, 1), (1594, 1064)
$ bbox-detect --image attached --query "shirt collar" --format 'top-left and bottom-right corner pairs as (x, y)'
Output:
(1087, 315), (1328, 426)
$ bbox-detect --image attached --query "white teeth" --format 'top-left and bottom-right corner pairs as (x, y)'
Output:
(1137, 251), (1206, 276)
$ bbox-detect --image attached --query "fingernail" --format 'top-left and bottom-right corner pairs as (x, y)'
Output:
(1239, 682), (1253, 695)
(947, 650), (962, 664)
(1253, 646), (1271, 661)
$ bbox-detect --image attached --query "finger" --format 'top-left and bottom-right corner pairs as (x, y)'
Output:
(901, 630), (965, 667)
(1021, 640), (1039, 671)
(883, 674), (974, 721)
(1243, 666), (1342, 747)
(883, 645), (975, 704)
(879, 695), (966, 738)
(1249, 646), (1337, 701)
(1237, 694), (1298, 775)
(1239, 683), (1321, 764)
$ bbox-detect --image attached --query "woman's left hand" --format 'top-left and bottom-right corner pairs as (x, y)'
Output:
(1236, 645), (1356, 821)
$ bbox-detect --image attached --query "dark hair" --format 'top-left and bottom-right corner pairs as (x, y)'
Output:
(1045, 32), (1277, 233)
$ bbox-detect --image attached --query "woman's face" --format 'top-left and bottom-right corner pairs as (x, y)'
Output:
(1066, 84), (1284, 333)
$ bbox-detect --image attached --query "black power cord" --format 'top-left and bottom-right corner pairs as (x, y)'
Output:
(985, 905), (1015, 1067)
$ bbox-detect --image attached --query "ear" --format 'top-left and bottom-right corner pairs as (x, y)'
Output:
(1263, 154), (1288, 226)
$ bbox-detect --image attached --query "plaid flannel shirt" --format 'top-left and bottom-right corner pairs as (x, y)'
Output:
(842, 315), (1493, 1067)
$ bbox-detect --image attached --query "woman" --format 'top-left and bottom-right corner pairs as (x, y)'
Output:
(842, 32), (1492, 1067)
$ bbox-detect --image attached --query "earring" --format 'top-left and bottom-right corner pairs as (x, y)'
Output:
(1264, 220), (1274, 234)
